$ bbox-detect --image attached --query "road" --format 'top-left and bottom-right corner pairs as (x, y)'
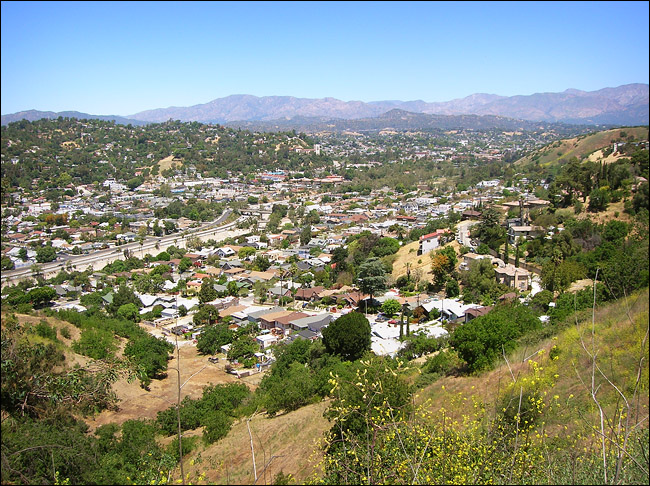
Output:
(1, 210), (246, 288)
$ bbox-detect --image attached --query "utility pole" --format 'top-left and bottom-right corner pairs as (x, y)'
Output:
(170, 302), (206, 486)
(174, 334), (185, 485)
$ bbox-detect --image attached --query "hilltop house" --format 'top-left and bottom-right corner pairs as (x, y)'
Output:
(418, 229), (451, 255)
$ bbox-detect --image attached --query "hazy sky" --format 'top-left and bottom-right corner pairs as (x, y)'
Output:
(2, 1), (648, 116)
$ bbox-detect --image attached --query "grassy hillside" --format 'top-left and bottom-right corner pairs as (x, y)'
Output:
(391, 240), (461, 282)
(516, 126), (648, 167)
(3, 286), (647, 484)
(177, 289), (649, 484)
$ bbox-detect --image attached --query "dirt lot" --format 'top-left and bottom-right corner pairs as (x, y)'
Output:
(85, 343), (265, 432)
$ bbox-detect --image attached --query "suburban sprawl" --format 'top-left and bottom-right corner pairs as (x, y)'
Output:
(2, 116), (649, 485)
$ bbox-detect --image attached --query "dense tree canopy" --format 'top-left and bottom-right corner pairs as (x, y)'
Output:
(322, 312), (371, 361)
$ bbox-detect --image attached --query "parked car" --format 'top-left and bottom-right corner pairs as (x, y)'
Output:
(388, 319), (398, 324)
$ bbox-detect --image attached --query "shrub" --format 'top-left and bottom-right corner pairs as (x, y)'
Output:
(34, 320), (58, 341)
(450, 303), (541, 373)
(73, 327), (116, 360)
(202, 410), (232, 445)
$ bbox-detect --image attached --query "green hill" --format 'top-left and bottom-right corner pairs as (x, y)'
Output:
(516, 126), (648, 167)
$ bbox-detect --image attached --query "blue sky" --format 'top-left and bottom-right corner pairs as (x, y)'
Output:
(1, 1), (648, 116)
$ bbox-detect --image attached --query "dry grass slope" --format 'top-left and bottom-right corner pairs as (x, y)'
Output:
(183, 400), (331, 485)
(516, 126), (649, 167)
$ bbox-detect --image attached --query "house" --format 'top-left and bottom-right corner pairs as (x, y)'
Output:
(396, 215), (417, 223)
(267, 286), (293, 300)
(247, 306), (285, 324)
(495, 264), (530, 291)
(290, 329), (319, 341)
(416, 299), (481, 322)
(295, 286), (325, 302)
(418, 229), (451, 255)
(256, 333), (280, 349)
(289, 314), (334, 333)
(274, 311), (310, 331)
(223, 267), (246, 277)
(220, 259), (243, 270)
(464, 306), (493, 323)
(218, 304), (248, 319)
(259, 310), (295, 330)
(507, 225), (544, 244)
(216, 247), (236, 258)
(461, 210), (482, 220)
(335, 291), (368, 308)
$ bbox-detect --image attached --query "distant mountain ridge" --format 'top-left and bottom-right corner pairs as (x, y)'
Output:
(0, 110), (148, 126)
(225, 108), (576, 133)
(125, 84), (648, 125)
(2, 84), (647, 127)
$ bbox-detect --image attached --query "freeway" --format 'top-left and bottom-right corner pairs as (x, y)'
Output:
(1, 210), (246, 288)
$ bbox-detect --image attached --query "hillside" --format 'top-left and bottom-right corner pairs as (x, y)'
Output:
(391, 239), (462, 283)
(2, 284), (648, 484)
(516, 126), (649, 167)
(171, 288), (649, 484)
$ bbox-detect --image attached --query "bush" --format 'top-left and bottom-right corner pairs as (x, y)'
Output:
(167, 436), (198, 462)
(73, 327), (116, 360)
(34, 320), (58, 341)
(202, 410), (232, 445)
(450, 303), (541, 373)
(421, 349), (462, 376)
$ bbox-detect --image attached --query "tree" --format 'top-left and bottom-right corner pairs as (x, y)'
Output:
(178, 257), (192, 273)
(357, 257), (387, 306)
(107, 285), (142, 316)
(322, 312), (371, 361)
(227, 335), (258, 362)
(261, 361), (316, 416)
(226, 280), (239, 297)
(36, 245), (57, 263)
(460, 258), (503, 304)
(196, 323), (233, 355)
(381, 299), (401, 317)
(588, 187), (610, 212)
(252, 254), (271, 271)
(445, 278), (460, 298)
(117, 303), (140, 322)
(1, 255), (15, 270)
(198, 278), (218, 304)
(472, 206), (505, 251)
(238, 246), (256, 260)
(300, 225), (312, 246)
(193, 305), (220, 327)
(372, 237), (400, 257)
(541, 254), (587, 293)
(450, 302), (541, 372)
(26, 286), (57, 308)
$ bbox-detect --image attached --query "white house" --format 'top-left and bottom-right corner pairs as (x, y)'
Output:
(418, 229), (451, 255)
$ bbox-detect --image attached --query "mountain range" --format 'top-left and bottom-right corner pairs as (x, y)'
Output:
(2, 83), (647, 128)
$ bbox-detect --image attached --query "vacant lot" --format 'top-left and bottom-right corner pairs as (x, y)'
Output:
(85, 344), (264, 431)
